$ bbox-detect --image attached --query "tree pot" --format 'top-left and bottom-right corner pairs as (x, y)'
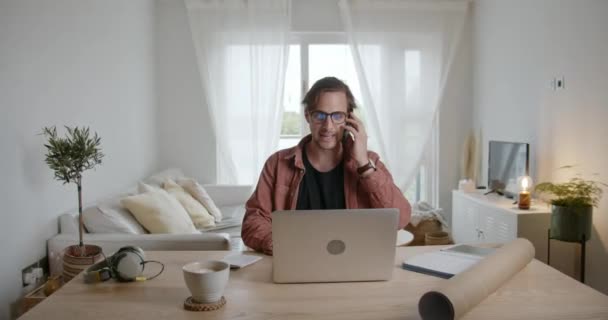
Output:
(550, 205), (592, 242)
(62, 244), (104, 282)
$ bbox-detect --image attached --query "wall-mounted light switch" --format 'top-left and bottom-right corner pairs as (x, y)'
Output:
(556, 76), (565, 89)
(549, 76), (566, 90)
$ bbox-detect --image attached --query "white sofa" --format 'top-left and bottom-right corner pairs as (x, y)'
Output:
(48, 183), (252, 276)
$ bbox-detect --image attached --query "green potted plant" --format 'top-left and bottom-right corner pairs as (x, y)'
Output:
(535, 167), (606, 242)
(42, 126), (104, 281)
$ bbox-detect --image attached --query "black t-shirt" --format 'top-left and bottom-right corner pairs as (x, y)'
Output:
(296, 146), (346, 210)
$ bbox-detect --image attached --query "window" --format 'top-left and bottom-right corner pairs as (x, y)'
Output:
(279, 34), (432, 203)
(279, 44), (302, 150)
(279, 40), (364, 149)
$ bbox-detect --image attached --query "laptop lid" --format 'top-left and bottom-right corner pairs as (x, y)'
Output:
(272, 208), (399, 283)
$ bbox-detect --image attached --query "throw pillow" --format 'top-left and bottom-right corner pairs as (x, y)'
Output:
(83, 206), (145, 234)
(121, 189), (197, 234)
(138, 181), (159, 193)
(177, 178), (223, 223)
(95, 193), (147, 234)
(143, 168), (185, 187)
(163, 179), (215, 228)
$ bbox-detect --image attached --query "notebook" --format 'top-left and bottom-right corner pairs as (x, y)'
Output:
(402, 244), (496, 279)
(222, 253), (262, 269)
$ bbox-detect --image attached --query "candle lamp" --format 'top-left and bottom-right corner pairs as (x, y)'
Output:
(517, 176), (533, 210)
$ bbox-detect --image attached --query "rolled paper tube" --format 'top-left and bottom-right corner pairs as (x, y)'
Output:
(418, 238), (535, 320)
(518, 191), (531, 210)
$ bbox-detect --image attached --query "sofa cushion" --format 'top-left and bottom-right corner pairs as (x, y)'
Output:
(178, 178), (223, 223)
(163, 179), (215, 229)
(83, 191), (147, 234)
(83, 206), (147, 234)
(220, 205), (246, 221)
(59, 213), (80, 234)
(138, 181), (159, 193)
(197, 205), (245, 237)
(47, 233), (231, 276)
(121, 189), (197, 234)
(144, 168), (185, 187)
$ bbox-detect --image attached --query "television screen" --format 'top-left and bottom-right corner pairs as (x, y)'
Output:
(488, 141), (529, 194)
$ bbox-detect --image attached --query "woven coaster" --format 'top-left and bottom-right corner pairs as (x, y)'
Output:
(184, 296), (226, 312)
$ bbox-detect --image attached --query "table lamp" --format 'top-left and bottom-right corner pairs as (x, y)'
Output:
(517, 176), (533, 210)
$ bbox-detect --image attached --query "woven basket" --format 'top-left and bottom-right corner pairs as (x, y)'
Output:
(425, 231), (452, 245)
(404, 219), (443, 246)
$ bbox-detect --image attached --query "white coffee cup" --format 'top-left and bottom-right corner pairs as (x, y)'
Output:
(183, 260), (230, 303)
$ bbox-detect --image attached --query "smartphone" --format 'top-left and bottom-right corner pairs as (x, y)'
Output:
(343, 113), (355, 143)
(343, 130), (354, 143)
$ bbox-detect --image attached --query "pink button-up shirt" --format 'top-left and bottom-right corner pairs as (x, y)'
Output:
(241, 136), (412, 255)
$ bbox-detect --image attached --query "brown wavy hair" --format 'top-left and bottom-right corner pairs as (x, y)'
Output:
(302, 77), (357, 113)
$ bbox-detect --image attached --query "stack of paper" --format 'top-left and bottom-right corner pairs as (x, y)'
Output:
(402, 244), (495, 278)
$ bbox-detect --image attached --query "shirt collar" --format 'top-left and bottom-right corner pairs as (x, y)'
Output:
(283, 135), (311, 170)
(283, 134), (358, 171)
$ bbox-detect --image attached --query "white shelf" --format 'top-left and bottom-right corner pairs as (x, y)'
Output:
(452, 190), (551, 263)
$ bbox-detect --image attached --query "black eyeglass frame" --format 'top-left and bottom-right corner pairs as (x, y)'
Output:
(308, 110), (348, 124)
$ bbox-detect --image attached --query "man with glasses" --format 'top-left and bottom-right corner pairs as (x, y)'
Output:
(242, 77), (411, 255)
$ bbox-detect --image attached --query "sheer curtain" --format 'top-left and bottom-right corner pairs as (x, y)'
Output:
(185, 0), (291, 184)
(339, 0), (468, 200)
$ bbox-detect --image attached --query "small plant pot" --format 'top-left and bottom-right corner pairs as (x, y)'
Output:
(550, 205), (592, 242)
(62, 244), (104, 282)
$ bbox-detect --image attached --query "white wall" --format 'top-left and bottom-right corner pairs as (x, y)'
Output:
(439, 13), (474, 227)
(473, 0), (547, 187)
(0, 1), (158, 318)
(292, 0), (343, 32)
(473, 0), (608, 294)
(155, 0), (217, 184)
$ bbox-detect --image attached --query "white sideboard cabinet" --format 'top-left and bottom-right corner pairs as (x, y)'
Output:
(452, 190), (551, 262)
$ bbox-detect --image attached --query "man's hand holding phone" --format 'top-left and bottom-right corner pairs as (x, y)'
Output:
(343, 112), (370, 168)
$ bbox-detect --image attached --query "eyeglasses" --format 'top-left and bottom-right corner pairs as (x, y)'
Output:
(309, 111), (347, 124)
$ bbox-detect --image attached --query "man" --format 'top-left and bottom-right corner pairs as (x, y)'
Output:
(242, 77), (411, 255)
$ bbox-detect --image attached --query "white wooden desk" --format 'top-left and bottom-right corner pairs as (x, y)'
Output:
(19, 246), (608, 319)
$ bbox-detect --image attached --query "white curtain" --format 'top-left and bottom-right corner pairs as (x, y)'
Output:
(185, 0), (291, 184)
(339, 0), (468, 198)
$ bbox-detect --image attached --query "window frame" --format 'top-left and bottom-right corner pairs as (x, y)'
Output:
(280, 32), (352, 138)
(280, 32), (436, 204)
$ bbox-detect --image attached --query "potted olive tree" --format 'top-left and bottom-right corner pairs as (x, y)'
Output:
(42, 126), (104, 281)
(536, 169), (606, 242)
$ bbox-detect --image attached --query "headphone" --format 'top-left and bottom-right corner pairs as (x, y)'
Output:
(83, 246), (164, 283)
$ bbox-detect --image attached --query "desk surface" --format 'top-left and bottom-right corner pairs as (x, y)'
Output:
(20, 246), (608, 320)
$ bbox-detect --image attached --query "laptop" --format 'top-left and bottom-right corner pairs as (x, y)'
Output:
(272, 208), (399, 283)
